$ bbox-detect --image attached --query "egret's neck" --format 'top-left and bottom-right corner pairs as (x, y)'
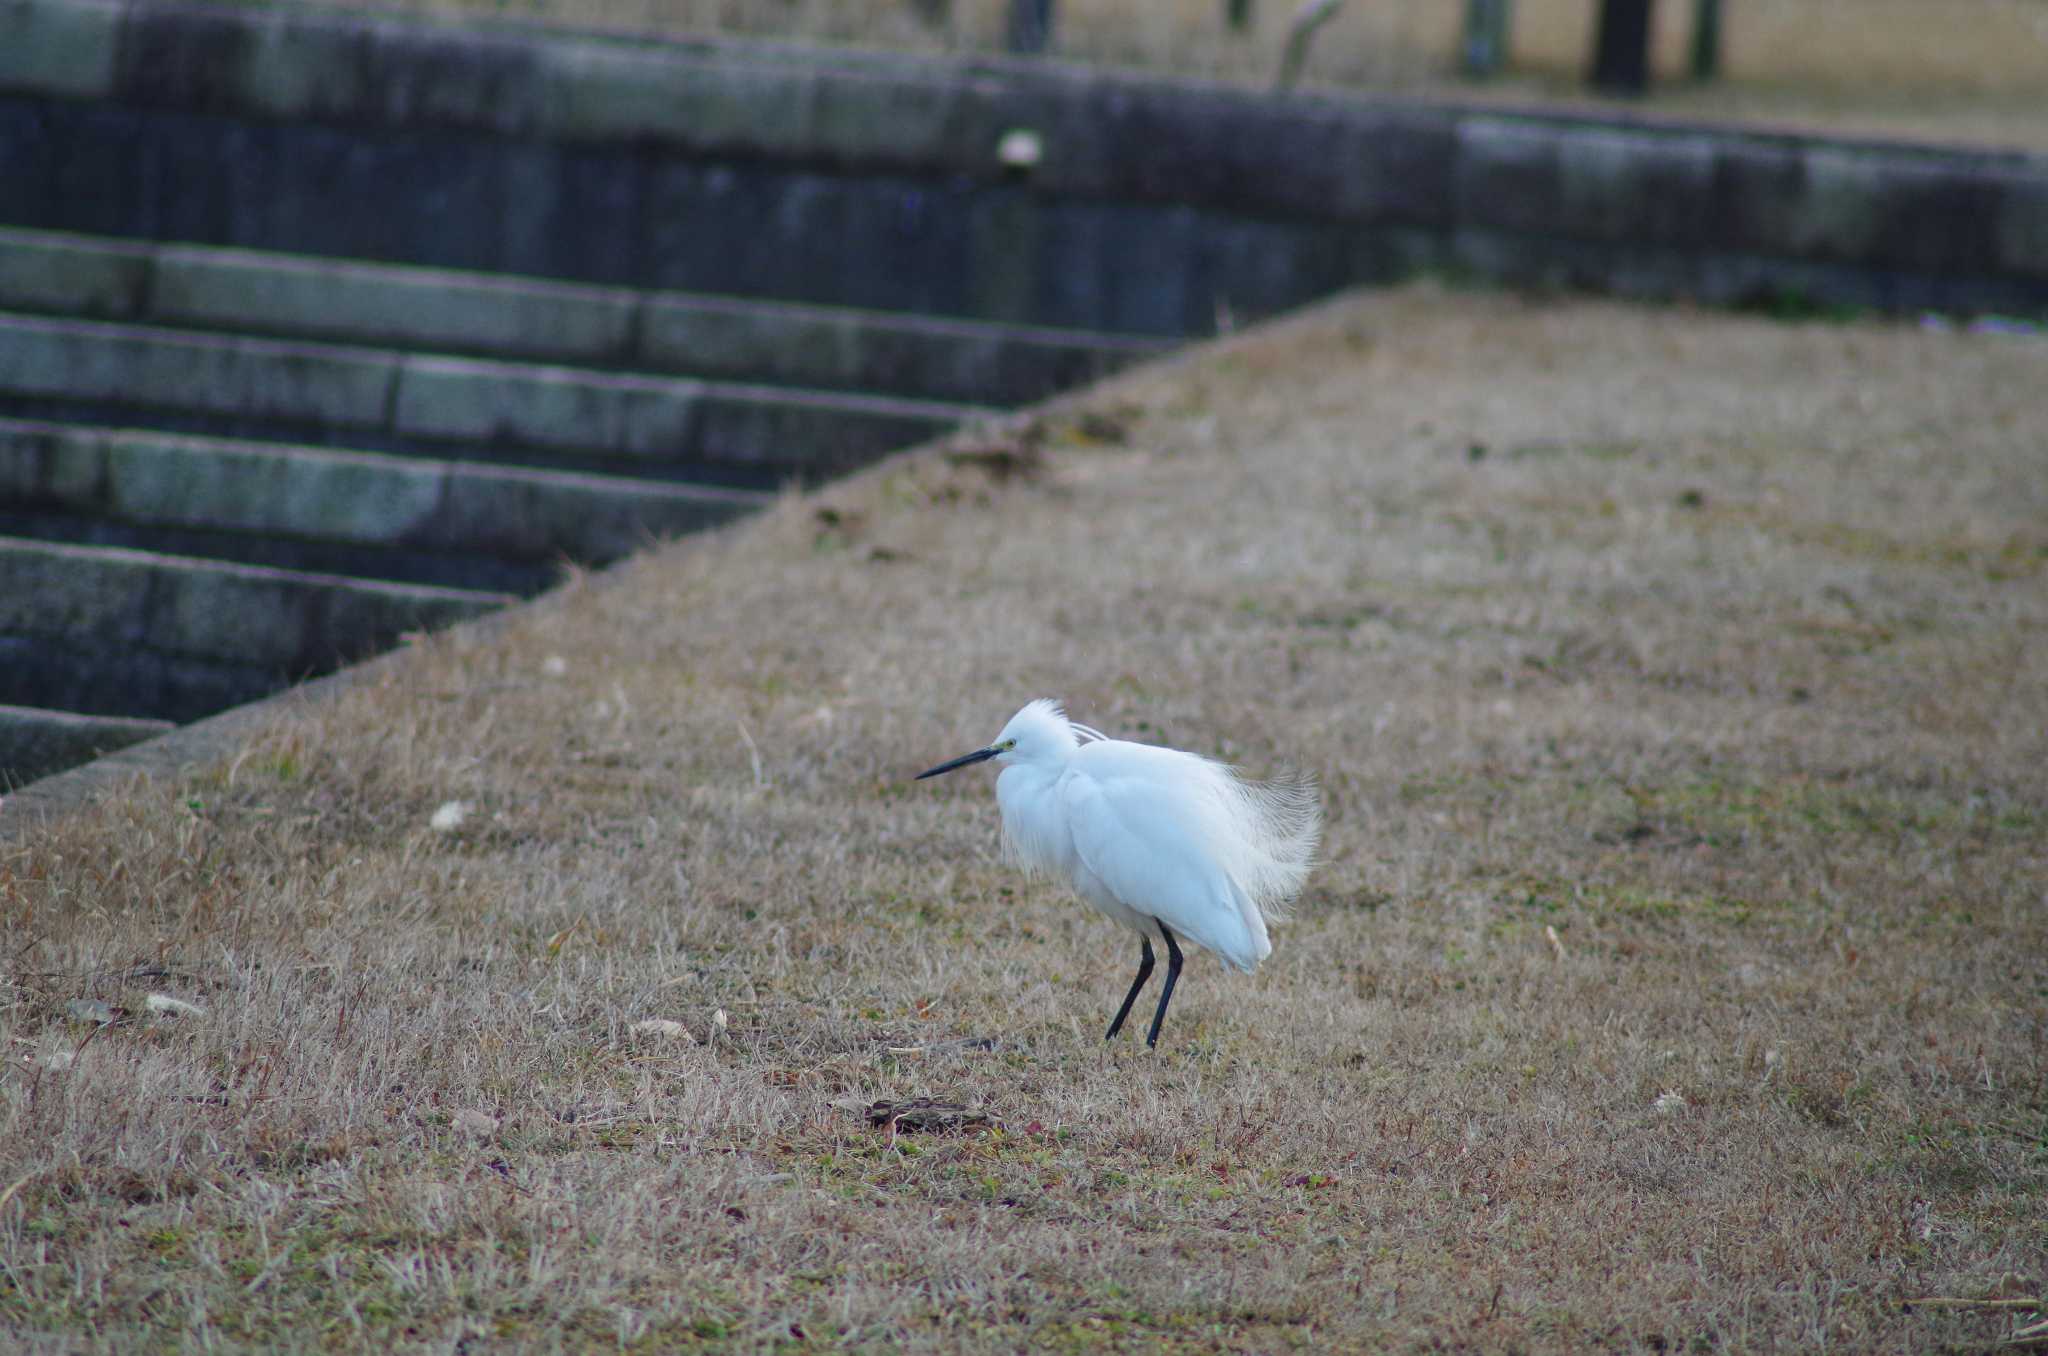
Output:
(995, 754), (1074, 876)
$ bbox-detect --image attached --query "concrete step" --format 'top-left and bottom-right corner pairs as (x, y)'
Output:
(0, 228), (1164, 407)
(0, 418), (769, 589)
(0, 312), (985, 485)
(0, 537), (511, 722)
(0, 703), (172, 789)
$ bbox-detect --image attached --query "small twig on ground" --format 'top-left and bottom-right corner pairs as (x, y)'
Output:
(736, 719), (765, 787)
(0, 1170), (37, 1215)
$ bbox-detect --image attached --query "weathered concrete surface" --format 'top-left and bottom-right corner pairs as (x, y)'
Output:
(0, 417), (768, 569)
(2, 0), (2041, 319)
(0, 93), (1359, 334)
(0, 228), (1164, 405)
(0, 580), (531, 830)
(0, 702), (171, 787)
(0, 313), (983, 480)
(0, 537), (511, 720)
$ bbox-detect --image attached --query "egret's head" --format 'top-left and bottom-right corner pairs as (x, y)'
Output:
(914, 699), (1077, 780)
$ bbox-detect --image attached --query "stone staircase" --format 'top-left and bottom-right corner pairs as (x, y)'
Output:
(0, 226), (1166, 784)
(11, 0), (2034, 793)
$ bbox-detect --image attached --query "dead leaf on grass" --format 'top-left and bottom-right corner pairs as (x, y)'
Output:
(864, 1098), (1000, 1136)
(1066, 409), (1134, 446)
(944, 416), (1047, 483)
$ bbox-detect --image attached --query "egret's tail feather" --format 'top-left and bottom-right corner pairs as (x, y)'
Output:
(1228, 767), (1322, 925)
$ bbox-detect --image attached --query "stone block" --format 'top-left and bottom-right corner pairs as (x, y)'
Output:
(1557, 128), (1717, 248)
(1996, 172), (2048, 281)
(0, 702), (172, 787)
(662, 57), (819, 157)
(0, 0), (117, 99)
(540, 41), (677, 142)
(101, 432), (446, 543)
(0, 632), (276, 722)
(0, 537), (152, 645)
(394, 355), (636, 452)
(1709, 137), (1808, 257)
(639, 295), (1156, 404)
(612, 375), (708, 460)
(0, 226), (149, 317)
(0, 415), (56, 499)
(354, 20), (548, 136)
(431, 464), (763, 560)
(1346, 106), (1460, 228)
(0, 315), (399, 429)
(234, 8), (372, 123)
(1867, 158), (2004, 275)
(113, 4), (255, 113)
(151, 248), (638, 360)
(1786, 146), (1887, 261)
(304, 571), (508, 669)
(687, 385), (964, 475)
(810, 66), (964, 168)
(0, 538), (503, 672)
(1454, 118), (1565, 239)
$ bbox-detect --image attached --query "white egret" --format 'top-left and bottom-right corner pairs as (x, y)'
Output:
(916, 700), (1320, 1047)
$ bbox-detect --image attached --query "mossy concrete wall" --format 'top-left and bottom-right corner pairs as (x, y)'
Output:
(3, 0), (2042, 324)
(0, 702), (169, 786)
(0, 536), (508, 721)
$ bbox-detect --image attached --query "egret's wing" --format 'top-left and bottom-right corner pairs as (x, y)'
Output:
(1061, 767), (1268, 970)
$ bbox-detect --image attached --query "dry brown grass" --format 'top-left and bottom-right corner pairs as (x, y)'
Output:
(255, 0), (2048, 148)
(4, 285), (2047, 1350)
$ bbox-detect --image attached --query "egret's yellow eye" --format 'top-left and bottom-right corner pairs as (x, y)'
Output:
(1002, 739), (1018, 751)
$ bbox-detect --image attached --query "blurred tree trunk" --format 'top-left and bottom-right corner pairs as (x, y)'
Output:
(1462, 0), (1511, 77)
(1590, 0), (1655, 94)
(1007, 0), (1054, 54)
(1690, 0), (1722, 80)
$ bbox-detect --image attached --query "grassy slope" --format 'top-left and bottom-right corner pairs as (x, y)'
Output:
(3, 285), (2045, 1351)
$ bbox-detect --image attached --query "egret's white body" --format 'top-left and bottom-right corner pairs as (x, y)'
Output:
(917, 700), (1320, 1045)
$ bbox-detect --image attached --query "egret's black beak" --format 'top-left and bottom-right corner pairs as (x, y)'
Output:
(915, 747), (999, 780)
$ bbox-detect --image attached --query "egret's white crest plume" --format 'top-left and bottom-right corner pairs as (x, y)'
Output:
(915, 700), (1321, 1048)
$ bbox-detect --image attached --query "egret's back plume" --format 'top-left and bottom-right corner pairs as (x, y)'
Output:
(916, 700), (1322, 1047)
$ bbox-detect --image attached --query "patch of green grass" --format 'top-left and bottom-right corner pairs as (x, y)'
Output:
(1733, 286), (1867, 325)
(1618, 773), (2040, 849)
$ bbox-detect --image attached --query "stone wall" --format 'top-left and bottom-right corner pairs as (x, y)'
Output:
(3, 0), (2042, 324)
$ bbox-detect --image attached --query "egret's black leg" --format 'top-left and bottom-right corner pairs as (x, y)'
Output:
(1103, 937), (1155, 1041)
(1144, 923), (1185, 1049)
